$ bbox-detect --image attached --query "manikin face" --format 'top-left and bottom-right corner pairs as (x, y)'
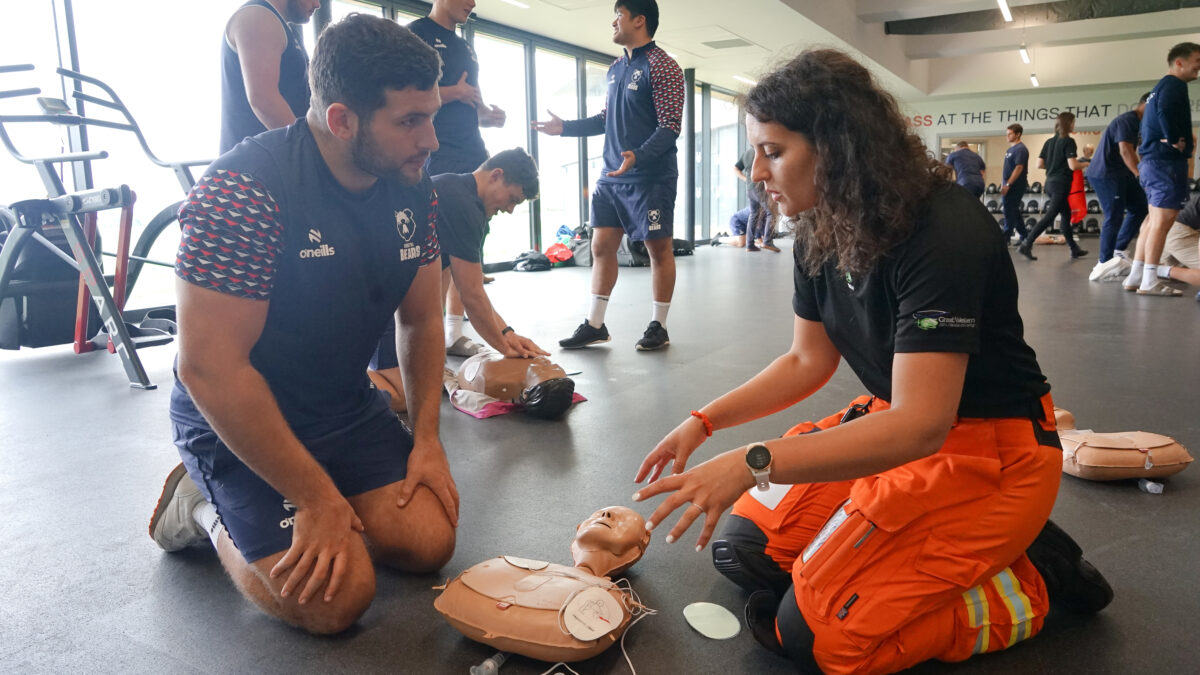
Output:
(438, 0), (476, 26)
(285, 0), (321, 24)
(480, 171), (528, 218)
(1172, 52), (1200, 82)
(611, 7), (641, 47)
(746, 115), (819, 219)
(351, 87), (441, 185)
(574, 507), (646, 553)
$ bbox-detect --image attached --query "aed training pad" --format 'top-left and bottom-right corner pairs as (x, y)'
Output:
(683, 602), (740, 640)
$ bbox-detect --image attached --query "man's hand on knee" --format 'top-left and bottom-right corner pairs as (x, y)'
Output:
(270, 492), (365, 605)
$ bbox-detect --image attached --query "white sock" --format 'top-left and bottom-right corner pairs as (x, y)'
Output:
(1158, 264), (1174, 279)
(192, 501), (224, 548)
(1125, 260), (1144, 286)
(587, 295), (609, 329)
(1141, 264), (1159, 289)
(652, 301), (670, 326)
(445, 314), (464, 346)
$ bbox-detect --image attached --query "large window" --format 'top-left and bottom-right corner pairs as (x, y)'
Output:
(709, 91), (741, 240)
(0, 2), (66, 202)
(535, 49), (581, 248)
(474, 33), (530, 262)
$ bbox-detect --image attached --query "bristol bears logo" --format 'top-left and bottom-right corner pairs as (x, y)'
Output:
(631, 69), (643, 83)
(628, 69), (643, 90)
(395, 209), (415, 242)
(648, 209), (662, 231)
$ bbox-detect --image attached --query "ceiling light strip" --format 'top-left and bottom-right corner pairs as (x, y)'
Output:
(998, 0), (1013, 22)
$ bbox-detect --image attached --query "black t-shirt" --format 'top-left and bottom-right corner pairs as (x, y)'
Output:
(432, 173), (487, 268)
(792, 184), (1050, 418)
(1039, 135), (1077, 185)
(1177, 193), (1200, 230)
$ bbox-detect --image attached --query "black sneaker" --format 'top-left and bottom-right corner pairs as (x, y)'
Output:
(1026, 519), (1114, 613)
(558, 319), (610, 349)
(1017, 244), (1038, 261)
(1070, 247), (1089, 259)
(635, 321), (670, 351)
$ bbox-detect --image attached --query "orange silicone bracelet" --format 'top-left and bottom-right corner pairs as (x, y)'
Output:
(690, 410), (714, 437)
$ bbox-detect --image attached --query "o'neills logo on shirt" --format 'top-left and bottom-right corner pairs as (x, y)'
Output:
(913, 309), (976, 330)
(300, 228), (336, 259)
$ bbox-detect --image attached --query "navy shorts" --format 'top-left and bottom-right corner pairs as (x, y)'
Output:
(1139, 158), (1190, 210)
(591, 181), (676, 241)
(172, 395), (411, 563)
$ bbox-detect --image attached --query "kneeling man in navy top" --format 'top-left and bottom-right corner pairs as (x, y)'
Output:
(533, 0), (684, 352)
(148, 15), (458, 634)
(370, 148), (550, 409)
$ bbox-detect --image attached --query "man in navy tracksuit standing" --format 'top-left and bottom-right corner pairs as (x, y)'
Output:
(1125, 42), (1200, 296)
(533, 0), (684, 351)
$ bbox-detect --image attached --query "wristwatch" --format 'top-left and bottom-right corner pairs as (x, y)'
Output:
(745, 444), (772, 492)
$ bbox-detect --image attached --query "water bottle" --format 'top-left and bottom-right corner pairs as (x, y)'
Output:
(1137, 478), (1163, 494)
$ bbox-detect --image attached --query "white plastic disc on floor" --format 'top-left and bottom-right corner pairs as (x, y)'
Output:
(683, 602), (740, 640)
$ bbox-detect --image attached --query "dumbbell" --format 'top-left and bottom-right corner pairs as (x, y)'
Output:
(1086, 218), (1100, 233)
(1029, 181), (1043, 194)
(1027, 200), (1040, 213)
(1025, 217), (1037, 230)
(986, 183), (999, 194)
(1190, 178), (1199, 192)
(1083, 179), (1092, 193)
(1087, 200), (1101, 214)
(986, 200), (999, 213)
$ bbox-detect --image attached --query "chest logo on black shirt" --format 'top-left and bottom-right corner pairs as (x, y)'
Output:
(844, 272), (855, 290)
(913, 309), (976, 331)
(299, 228), (335, 259)
(395, 209), (416, 242)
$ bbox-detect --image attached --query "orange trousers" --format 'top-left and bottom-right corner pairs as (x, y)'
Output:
(730, 394), (1062, 674)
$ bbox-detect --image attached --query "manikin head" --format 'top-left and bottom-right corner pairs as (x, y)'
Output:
(308, 15), (442, 186)
(458, 352), (576, 419)
(474, 148), (540, 218)
(570, 506), (651, 577)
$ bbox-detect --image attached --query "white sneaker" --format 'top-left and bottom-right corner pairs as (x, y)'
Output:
(446, 335), (487, 357)
(149, 463), (208, 552)
(1114, 249), (1131, 261)
(1089, 257), (1130, 282)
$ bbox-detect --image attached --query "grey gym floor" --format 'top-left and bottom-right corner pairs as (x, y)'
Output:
(2, 238), (1198, 675)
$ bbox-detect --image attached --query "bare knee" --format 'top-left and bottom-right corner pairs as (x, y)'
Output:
(364, 488), (457, 573)
(238, 543), (377, 635)
(294, 572), (375, 634)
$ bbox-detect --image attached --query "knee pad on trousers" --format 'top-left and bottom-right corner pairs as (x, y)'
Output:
(776, 585), (822, 674)
(711, 515), (794, 598)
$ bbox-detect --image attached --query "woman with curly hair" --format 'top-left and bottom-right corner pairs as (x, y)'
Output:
(632, 49), (1111, 674)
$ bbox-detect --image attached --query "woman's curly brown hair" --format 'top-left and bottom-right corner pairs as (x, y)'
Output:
(745, 49), (951, 276)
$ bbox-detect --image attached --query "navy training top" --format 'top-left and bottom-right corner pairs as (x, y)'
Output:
(171, 120), (441, 437)
(219, 0), (310, 154)
(945, 148), (986, 189)
(560, 41), (684, 185)
(409, 17), (488, 173)
(1002, 142), (1029, 189)
(1140, 74), (1194, 162)
(1087, 110), (1140, 180)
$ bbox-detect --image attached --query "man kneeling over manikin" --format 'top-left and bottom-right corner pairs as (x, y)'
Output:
(435, 506), (652, 663)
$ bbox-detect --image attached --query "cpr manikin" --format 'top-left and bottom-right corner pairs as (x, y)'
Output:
(434, 506), (652, 663)
(1054, 408), (1193, 481)
(450, 352), (577, 419)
